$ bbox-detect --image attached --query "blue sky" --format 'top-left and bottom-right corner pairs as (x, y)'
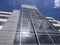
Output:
(0, 0), (60, 21)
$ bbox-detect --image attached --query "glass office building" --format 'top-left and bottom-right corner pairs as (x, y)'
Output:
(0, 5), (60, 45)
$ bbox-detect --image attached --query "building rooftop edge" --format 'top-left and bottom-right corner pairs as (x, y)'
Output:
(21, 4), (38, 10)
(0, 11), (12, 15)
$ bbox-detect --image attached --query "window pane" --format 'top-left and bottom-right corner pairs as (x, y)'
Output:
(0, 22), (5, 25)
(21, 33), (38, 45)
(37, 35), (53, 44)
(0, 16), (9, 19)
(50, 35), (60, 43)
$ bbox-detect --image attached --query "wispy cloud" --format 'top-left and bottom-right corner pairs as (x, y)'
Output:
(54, 0), (60, 8)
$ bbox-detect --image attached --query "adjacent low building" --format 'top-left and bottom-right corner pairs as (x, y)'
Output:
(0, 11), (12, 30)
(46, 16), (60, 32)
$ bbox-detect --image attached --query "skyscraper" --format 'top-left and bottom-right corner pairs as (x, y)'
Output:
(0, 5), (60, 45)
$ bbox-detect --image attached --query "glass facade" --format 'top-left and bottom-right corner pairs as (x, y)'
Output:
(0, 21), (5, 25)
(14, 6), (60, 45)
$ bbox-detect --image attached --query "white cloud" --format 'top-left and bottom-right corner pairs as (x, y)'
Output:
(54, 0), (60, 8)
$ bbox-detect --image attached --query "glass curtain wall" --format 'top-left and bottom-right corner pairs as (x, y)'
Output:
(14, 7), (60, 45)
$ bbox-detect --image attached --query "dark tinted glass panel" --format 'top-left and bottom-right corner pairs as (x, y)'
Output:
(0, 16), (9, 19)
(54, 26), (60, 29)
(38, 35), (53, 43)
(49, 21), (57, 24)
(47, 18), (53, 20)
(50, 35), (60, 43)
(23, 8), (29, 14)
(0, 22), (5, 25)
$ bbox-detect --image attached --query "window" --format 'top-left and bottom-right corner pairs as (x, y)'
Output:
(0, 22), (5, 25)
(50, 35), (60, 43)
(0, 16), (9, 19)
(38, 35), (53, 44)
(23, 8), (29, 14)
